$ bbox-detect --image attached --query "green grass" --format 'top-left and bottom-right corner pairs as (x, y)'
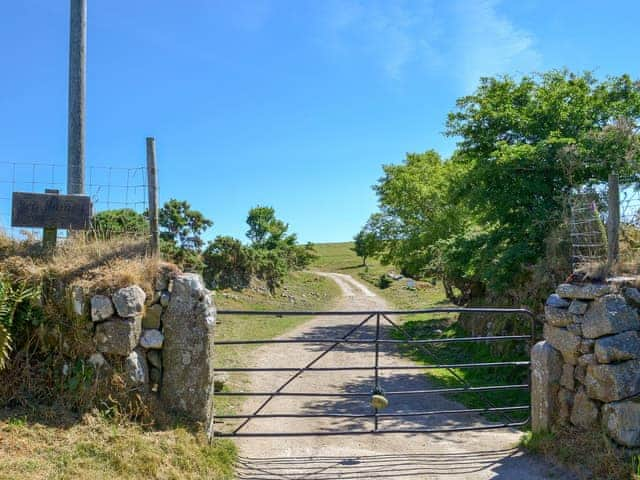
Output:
(313, 241), (530, 421)
(393, 316), (530, 421)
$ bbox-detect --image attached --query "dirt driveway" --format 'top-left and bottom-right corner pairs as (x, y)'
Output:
(226, 272), (567, 479)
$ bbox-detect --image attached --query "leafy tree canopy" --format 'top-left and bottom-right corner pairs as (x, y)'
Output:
(367, 70), (640, 304)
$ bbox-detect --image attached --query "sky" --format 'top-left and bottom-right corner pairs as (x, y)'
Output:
(2, 0), (640, 243)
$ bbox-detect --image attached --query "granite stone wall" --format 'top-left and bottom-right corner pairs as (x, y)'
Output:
(534, 280), (640, 447)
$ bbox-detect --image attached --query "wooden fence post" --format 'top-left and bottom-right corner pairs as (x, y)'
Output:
(146, 137), (159, 256)
(607, 172), (620, 270)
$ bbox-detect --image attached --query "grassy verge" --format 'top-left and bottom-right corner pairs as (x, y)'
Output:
(213, 271), (342, 416)
(521, 427), (634, 479)
(313, 242), (529, 421)
(0, 408), (236, 480)
(393, 317), (529, 421)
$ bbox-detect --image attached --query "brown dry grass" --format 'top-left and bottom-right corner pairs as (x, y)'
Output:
(0, 230), (172, 296)
(0, 408), (236, 480)
(521, 425), (632, 479)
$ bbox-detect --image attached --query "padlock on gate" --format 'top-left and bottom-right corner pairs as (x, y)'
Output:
(370, 386), (389, 410)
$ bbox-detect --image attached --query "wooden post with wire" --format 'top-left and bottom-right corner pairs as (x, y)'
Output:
(607, 172), (620, 271)
(146, 137), (160, 256)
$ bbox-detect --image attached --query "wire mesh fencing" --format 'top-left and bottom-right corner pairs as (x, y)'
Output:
(0, 161), (149, 240)
(569, 176), (640, 273)
(619, 176), (640, 270)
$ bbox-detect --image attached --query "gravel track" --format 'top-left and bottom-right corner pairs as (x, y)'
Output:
(227, 272), (567, 479)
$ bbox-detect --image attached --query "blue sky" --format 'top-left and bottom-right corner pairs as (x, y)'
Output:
(2, 1), (640, 243)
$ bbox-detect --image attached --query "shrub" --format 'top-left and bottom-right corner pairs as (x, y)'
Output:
(91, 209), (149, 239)
(378, 274), (392, 289)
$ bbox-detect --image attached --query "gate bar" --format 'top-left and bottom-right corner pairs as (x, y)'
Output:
(217, 405), (529, 419)
(216, 361), (530, 372)
(216, 335), (531, 345)
(218, 307), (533, 316)
(214, 421), (530, 437)
(215, 384), (530, 397)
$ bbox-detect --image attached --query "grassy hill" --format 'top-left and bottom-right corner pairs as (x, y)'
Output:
(311, 242), (448, 310)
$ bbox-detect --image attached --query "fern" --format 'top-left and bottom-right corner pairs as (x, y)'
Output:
(0, 323), (10, 371)
(0, 276), (38, 371)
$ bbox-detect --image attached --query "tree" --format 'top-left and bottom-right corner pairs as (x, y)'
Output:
(371, 70), (640, 305)
(352, 225), (382, 266)
(246, 206), (288, 247)
(159, 199), (212, 270)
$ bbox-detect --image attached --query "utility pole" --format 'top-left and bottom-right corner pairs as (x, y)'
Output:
(67, 0), (86, 194)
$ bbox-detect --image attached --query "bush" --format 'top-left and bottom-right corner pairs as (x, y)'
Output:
(91, 209), (148, 238)
(378, 274), (392, 289)
(202, 236), (254, 289)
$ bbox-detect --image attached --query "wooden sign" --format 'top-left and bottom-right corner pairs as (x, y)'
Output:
(12, 191), (92, 229)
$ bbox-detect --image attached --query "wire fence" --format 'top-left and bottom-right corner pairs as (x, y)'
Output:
(569, 176), (640, 272)
(0, 161), (148, 240)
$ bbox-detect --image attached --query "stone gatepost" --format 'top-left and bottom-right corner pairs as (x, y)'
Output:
(531, 341), (563, 432)
(161, 273), (216, 424)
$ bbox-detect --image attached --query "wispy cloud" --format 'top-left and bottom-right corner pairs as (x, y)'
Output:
(317, 0), (541, 87)
(450, 0), (542, 89)
(319, 0), (441, 80)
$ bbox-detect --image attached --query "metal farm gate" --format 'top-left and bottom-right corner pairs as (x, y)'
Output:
(213, 307), (535, 437)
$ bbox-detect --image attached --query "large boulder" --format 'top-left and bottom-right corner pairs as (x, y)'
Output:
(112, 285), (146, 318)
(602, 399), (640, 447)
(531, 341), (563, 432)
(543, 324), (581, 364)
(91, 295), (114, 322)
(595, 331), (640, 364)
(585, 360), (640, 402)
(556, 283), (611, 300)
(94, 317), (141, 356)
(582, 294), (639, 339)
(570, 389), (599, 429)
(161, 273), (216, 423)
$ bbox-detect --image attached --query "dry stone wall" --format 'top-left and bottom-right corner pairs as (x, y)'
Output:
(78, 269), (216, 424)
(534, 280), (640, 447)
